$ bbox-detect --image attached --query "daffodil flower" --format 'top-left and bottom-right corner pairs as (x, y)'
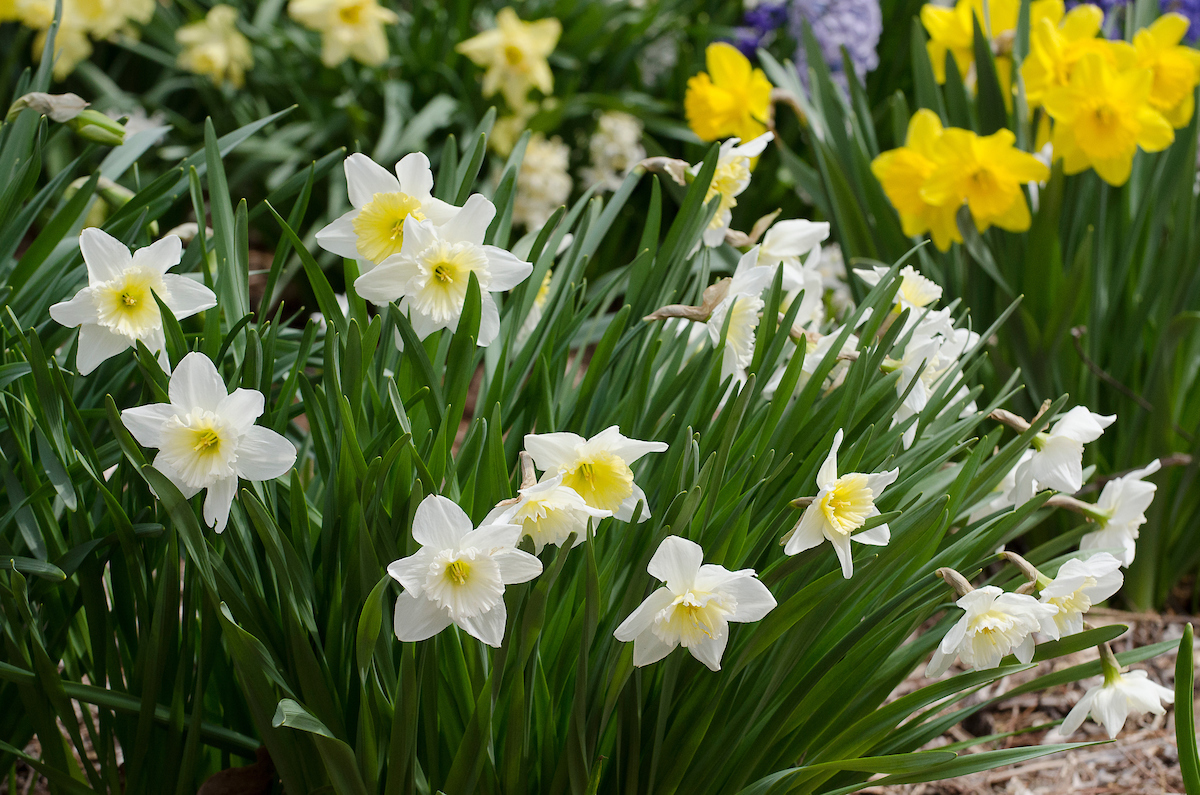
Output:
(707, 247), (776, 384)
(524, 427), (667, 521)
(755, 219), (829, 281)
(484, 473), (609, 554)
(870, 110), (962, 251)
(695, 133), (774, 248)
(176, 5), (254, 89)
(49, 229), (217, 375)
(387, 495), (541, 647)
(316, 153), (458, 273)
(455, 7), (561, 108)
(784, 429), (899, 578)
(1021, 3), (1130, 110)
(1079, 459), (1160, 566)
(614, 535), (776, 671)
(1059, 643), (1174, 739)
(353, 194), (533, 347)
(1133, 12), (1200, 128)
(684, 42), (773, 143)
(921, 0), (1020, 85)
(1038, 553), (1123, 638)
(120, 352), (297, 532)
(967, 450), (1034, 523)
(854, 264), (942, 317)
(926, 585), (1058, 676)
(288, 0), (398, 68)
(1012, 406), (1115, 501)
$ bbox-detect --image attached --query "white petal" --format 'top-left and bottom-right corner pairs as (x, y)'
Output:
(818, 430), (843, 488)
(456, 600), (507, 647)
(387, 548), (435, 593)
(217, 388), (266, 435)
(614, 587), (676, 641)
(477, 293), (500, 348)
(203, 476), (237, 533)
(647, 535), (704, 591)
(723, 575), (776, 623)
(49, 289), (97, 328)
(412, 494), (474, 550)
(1034, 437), (1085, 493)
(394, 152), (435, 199)
(233, 426), (296, 481)
(76, 325), (132, 375)
(829, 531), (855, 578)
(120, 403), (175, 448)
(1059, 687), (1098, 736)
(483, 246), (534, 291)
(854, 523), (891, 546)
(159, 275), (217, 320)
(315, 210), (363, 260)
(493, 548), (543, 584)
(460, 521), (521, 552)
(393, 591), (453, 642)
(1013, 634), (1036, 664)
(926, 644), (954, 677)
(865, 468), (899, 496)
(151, 452), (203, 499)
(688, 630), (729, 671)
(783, 506), (826, 555)
(439, 193), (495, 245)
(168, 352), (226, 411)
(79, 228), (132, 283)
(1093, 688), (1130, 739)
(354, 258), (418, 305)
(631, 628), (677, 667)
(345, 153), (400, 207)
(131, 235), (183, 275)
(523, 432), (584, 473)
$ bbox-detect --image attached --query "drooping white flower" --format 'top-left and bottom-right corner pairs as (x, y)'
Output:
(1038, 553), (1123, 638)
(387, 494), (542, 647)
(926, 585), (1058, 677)
(967, 450), (1034, 524)
(707, 247), (775, 384)
(524, 426), (668, 522)
(1013, 407), (1116, 501)
(854, 264), (942, 316)
(120, 352), (297, 532)
(49, 229), (217, 375)
(315, 152), (458, 274)
(756, 219), (829, 284)
(1080, 460), (1160, 566)
(353, 194), (533, 347)
(613, 535), (776, 671)
(512, 133), (572, 230)
(1060, 666), (1174, 739)
(695, 133), (774, 247)
(484, 473), (610, 554)
(784, 429), (899, 578)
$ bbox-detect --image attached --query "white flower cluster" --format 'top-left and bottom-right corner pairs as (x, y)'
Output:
(512, 133), (573, 231)
(581, 111), (646, 192)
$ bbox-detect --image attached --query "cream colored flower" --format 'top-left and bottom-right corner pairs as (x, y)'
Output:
(581, 111), (646, 191)
(456, 7), (561, 108)
(512, 134), (572, 230)
(1080, 459), (1160, 566)
(288, 0), (398, 68)
(176, 5), (254, 89)
(1060, 667), (1174, 739)
(695, 134), (773, 247)
(1038, 553), (1123, 638)
(926, 585), (1057, 676)
(484, 473), (609, 554)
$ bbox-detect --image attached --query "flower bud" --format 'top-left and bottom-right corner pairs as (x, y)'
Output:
(67, 110), (126, 146)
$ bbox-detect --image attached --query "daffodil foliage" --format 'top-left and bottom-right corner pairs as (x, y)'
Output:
(0, 40), (1182, 795)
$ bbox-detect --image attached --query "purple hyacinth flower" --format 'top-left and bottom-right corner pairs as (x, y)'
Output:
(789, 0), (883, 91)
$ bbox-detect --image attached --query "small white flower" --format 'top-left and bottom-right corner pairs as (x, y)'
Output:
(513, 133), (573, 230)
(784, 429), (899, 578)
(581, 111), (645, 192)
(315, 152), (458, 274)
(756, 219), (829, 285)
(613, 535), (776, 671)
(855, 264), (942, 316)
(889, 312), (979, 448)
(926, 585), (1058, 677)
(120, 352), (297, 532)
(1013, 407), (1116, 501)
(49, 229), (217, 375)
(1060, 668), (1174, 739)
(762, 330), (860, 401)
(1038, 553), (1123, 638)
(707, 247), (775, 384)
(353, 194), (533, 347)
(524, 426), (667, 522)
(1080, 459), (1160, 566)
(695, 134), (774, 247)
(387, 494), (542, 647)
(484, 473), (609, 554)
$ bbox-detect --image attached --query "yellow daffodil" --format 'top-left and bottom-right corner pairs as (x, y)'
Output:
(870, 110), (962, 251)
(176, 5), (253, 89)
(19, 0), (126, 79)
(1133, 13), (1200, 128)
(456, 7), (561, 109)
(684, 42), (773, 143)
(921, 128), (1047, 234)
(1021, 2), (1134, 109)
(287, 0), (398, 69)
(921, 0), (1019, 84)
(1043, 52), (1173, 186)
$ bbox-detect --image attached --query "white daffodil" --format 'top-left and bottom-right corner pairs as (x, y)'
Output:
(1060, 666), (1174, 739)
(967, 450), (1034, 524)
(120, 352), (297, 533)
(854, 264), (942, 316)
(707, 247), (775, 384)
(387, 494), (542, 647)
(756, 219), (830, 285)
(315, 152), (458, 273)
(49, 229), (217, 375)
(484, 473), (610, 554)
(926, 585), (1058, 676)
(353, 194), (533, 347)
(1012, 407), (1116, 501)
(695, 133), (774, 247)
(762, 329), (860, 401)
(1080, 460), (1160, 566)
(613, 535), (776, 671)
(1037, 553), (1123, 639)
(524, 426), (668, 522)
(889, 313), (980, 448)
(784, 429), (899, 578)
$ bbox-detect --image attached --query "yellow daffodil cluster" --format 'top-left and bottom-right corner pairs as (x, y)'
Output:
(1023, 4), (1200, 185)
(176, 5), (254, 89)
(11, 0), (154, 80)
(288, 0), (398, 69)
(685, 43), (773, 143)
(872, 110), (1048, 251)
